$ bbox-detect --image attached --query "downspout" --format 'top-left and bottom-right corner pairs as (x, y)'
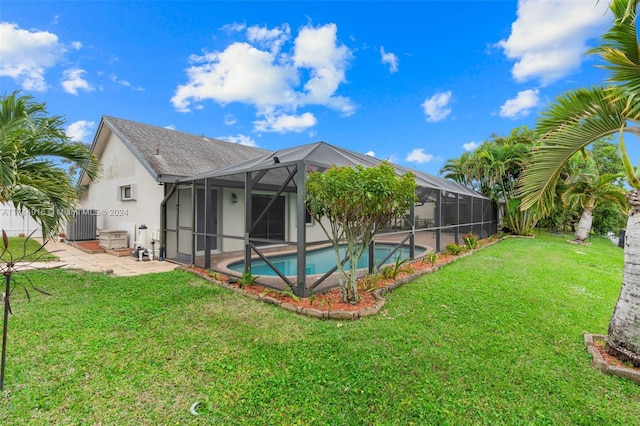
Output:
(160, 181), (178, 261)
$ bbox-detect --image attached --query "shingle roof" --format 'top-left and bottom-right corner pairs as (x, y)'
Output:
(90, 116), (269, 182)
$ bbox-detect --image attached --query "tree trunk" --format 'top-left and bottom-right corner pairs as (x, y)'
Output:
(606, 190), (640, 367)
(574, 207), (593, 242)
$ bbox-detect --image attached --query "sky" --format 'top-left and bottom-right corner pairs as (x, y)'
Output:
(0, 0), (626, 177)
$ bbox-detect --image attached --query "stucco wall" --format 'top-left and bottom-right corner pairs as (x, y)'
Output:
(218, 188), (329, 253)
(0, 202), (41, 237)
(79, 132), (164, 247)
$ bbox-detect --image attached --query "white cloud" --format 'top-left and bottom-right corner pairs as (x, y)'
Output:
(221, 22), (246, 34)
(71, 41), (82, 50)
(246, 24), (290, 53)
(61, 68), (94, 95)
(380, 46), (398, 73)
(109, 74), (144, 91)
(499, 89), (540, 119)
(171, 42), (297, 112)
(498, 0), (611, 85)
(171, 22), (354, 133)
(463, 141), (479, 152)
(406, 148), (434, 164)
(217, 134), (258, 147)
(386, 154), (399, 164)
(0, 22), (65, 91)
(224, 114), (237, 125)
(365, 151), (375, 157)
(421, 91), (452, 122)
(66, 120), (95, 142)
(164, 125), (176, 130)
(293, 23), (354, 115)
(254, 112), (317, 133)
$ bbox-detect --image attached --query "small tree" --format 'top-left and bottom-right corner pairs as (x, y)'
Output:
(306, 162), (417, 303)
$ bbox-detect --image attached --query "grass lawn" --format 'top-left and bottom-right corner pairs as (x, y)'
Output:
(0, 237), (59, 262)
(1, 232), (639, 424)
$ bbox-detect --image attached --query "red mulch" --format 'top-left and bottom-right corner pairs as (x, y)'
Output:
(76, 240), (101, 250)
(186, 238), (494, 312)
(593, 339), (640, 371)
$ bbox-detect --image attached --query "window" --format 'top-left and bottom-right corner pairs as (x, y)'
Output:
(251, 194), (285, 243)
(118, 184), (136, 201)
(305, 204), (314, 225)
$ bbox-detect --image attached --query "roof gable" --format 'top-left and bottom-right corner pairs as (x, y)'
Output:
(82, 116), (269, 184)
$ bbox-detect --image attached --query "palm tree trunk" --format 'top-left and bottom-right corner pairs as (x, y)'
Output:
(574, 207), (593, 242)
(606, 190), (640, 367)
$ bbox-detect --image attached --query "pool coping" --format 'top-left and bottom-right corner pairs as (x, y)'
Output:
(215, 241), (430, 293)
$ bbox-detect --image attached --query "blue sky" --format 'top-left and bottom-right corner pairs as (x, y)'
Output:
(0, 0), (623, 176)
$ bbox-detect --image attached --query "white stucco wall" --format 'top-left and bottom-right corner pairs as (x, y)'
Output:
(0, 202), (41, 237)
(79, 132), (164, 247)
(217, 189), (329, 253)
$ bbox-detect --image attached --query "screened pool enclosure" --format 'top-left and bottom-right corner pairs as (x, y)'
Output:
(161, 142), (498, 297)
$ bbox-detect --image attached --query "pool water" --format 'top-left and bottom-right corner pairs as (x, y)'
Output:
(229, 244), (425, 276)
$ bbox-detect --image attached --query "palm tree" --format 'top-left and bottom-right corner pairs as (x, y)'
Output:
(519, 0), (640, 366)
(441, 127), (538, 235)
(562, 165), (627, 242)
(0, 91), (101, 239)
(440, 151), (474, 187)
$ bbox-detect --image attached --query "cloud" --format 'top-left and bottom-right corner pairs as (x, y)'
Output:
(246, 24), (290, 53)
(254, 112), (317, 133)
(109, 74), (144, 91)
(171, 22), (354, 133)
(406, 148), (434, 164)
(497, 0), (611, 85)
(217, 134), (258, 147)
(0, 22), (65, 91)
(421, 91), (452, 122)
(365, 150), (375, 157)
(66, 120), (95, 142)
(380, 46), (398, 73)
(71, 41), (82, 50)
(61, 68), (94, 95)
(224, 114), (237, 125)
(164, 125), (176, 130)
(499, 89), (540, 119)
(463, 141), (479, 152)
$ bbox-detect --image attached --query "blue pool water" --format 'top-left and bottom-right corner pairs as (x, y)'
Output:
(229, 244), (425, 276)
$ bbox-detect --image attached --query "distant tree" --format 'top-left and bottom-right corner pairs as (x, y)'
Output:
(306, 162), (417, 303)
(590, 139), (627, 235)
(440, 127), (539, 235)
(0, 91), (101, 238)
(562, 160), (627, 242)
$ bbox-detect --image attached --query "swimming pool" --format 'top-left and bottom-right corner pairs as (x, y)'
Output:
(228, 244), (425, 276)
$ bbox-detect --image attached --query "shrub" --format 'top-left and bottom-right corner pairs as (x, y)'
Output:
(446, 243), (464, 255)
(463, 232), (479, 250)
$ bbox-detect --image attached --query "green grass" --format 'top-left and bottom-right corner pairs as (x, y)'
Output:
(1, 232), (639, 424)
(0, 237), (59, 262)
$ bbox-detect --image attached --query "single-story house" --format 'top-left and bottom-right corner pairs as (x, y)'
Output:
(79, 116), (498, 296)
(77, 116), (268, 247)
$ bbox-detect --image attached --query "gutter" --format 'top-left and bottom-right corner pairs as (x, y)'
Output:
(159, 181), (178, 260)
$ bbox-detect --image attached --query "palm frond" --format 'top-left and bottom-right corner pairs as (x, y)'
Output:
(520, 87), (635, 210)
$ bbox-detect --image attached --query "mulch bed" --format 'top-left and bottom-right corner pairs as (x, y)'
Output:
(183, 237), (498, 318)
(593, 339), (640, 371)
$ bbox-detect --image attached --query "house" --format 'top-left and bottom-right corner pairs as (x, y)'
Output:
(79, 116), (498, 296)
(167, 140), (498, 296)
(77, 116), (268, 248)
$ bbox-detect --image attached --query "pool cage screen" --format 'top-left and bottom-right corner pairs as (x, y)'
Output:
(162, 142), (498, 297)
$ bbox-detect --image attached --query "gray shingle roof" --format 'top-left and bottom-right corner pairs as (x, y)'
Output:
(99, 116), (269, 181)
